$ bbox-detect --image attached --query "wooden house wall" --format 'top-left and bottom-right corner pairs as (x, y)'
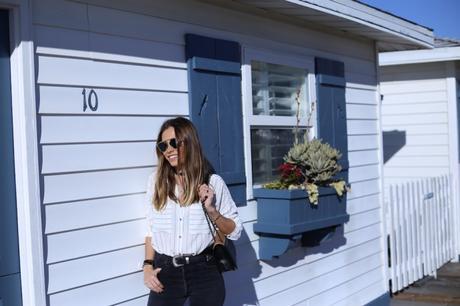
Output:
(380, 62), (450, 189)
(32, 0), (385, 305)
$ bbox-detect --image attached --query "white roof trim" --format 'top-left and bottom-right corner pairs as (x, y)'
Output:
(287, 0), (433, 48)
(379, 46), (460, 66)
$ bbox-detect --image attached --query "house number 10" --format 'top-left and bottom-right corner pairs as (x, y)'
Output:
(82, 88), (99, 112)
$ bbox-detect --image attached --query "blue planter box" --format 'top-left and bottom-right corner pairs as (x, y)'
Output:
(253, 187), (349, 260)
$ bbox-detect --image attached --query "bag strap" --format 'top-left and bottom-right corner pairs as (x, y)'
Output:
(202, 203), (219, 244)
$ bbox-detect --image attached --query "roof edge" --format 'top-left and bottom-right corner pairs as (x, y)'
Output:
(379, 46), (460, 66)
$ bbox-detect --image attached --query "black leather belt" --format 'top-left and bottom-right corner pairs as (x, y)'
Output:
(155, 246), (214, 268)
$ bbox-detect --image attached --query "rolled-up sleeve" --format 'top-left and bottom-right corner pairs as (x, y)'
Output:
(211, 175), (243, 240)
(144, 173), (155, 238)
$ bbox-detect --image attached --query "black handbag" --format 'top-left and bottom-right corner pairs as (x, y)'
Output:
(202, 204), (237, 272)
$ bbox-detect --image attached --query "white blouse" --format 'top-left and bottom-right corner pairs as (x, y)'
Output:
(145, 172), (243, 256)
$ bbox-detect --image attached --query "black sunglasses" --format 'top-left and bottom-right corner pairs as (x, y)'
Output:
(157, 138), (182, 153)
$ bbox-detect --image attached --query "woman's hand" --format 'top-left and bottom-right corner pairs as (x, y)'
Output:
(143, 266), (164, 293)
(198, 184), (217, 214)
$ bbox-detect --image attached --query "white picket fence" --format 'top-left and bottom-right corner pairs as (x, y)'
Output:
(386, 175), (456, 293)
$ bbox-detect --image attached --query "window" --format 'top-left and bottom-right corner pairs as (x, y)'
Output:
(242, 49), (316, 193)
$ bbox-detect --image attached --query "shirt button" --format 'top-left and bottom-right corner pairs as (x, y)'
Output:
(180, 218), (183, 221)
(179, 235), (182, 239)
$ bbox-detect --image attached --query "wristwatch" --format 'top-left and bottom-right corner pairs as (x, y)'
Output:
(143, 259), (154, 268)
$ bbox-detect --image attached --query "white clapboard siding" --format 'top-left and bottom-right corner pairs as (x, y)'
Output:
(347, 179), (380, 199)
(259, 255), (382, 305)
(48, 245), (144, 293)
(39, 86), (189, 115)
(306, 267), (382, 306)
(383, 145), (449, 157)
(348, 135), (379, 151)
(346, 88), (377, 105)
(116, 295), (149, 306)
(383, 113), (448, 125)
(349, 164), (380, 182)
(347, 194), (380, 215)
(43, 168), (153, 204)
(35, 25), (186, 68)
(385, 156), (449, 168)
(382, 90), (447, 104)
(46, 219), (145, 263)
(347, 104), (378, 120)
(382, 124), (448, 135)
(349, 150), (379, 167)
(42, 142), (156, 174)
(40, 116), (171, 144)
(37, 55), (188, 91)
(45, 193), (146, 234)
(347, 119), (378, 135)
(48, 272), (147, 306)
(332, 281), (385, 306)
(380, 79), (446, 94)
(384, 167), (449, 178)
(382, 102), (447, 115)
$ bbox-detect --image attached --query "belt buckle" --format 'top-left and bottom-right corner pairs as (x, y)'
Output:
(172, 254), (191, 267)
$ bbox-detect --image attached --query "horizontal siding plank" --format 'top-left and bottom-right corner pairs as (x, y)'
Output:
(306, 267), (382, 305)
(347, 120), (378, 135)
(382, 124), (448, 135)
(349, 164), (379, 182)
(116, 295), (148, 306)
(42, 142), (156, 174)
(405, 135), (449, 146)
(382, 90), (447, 104)
(383, 166), (449, 178)
(32, 0), (89, 31)
(385, 156), (449, 168)
(383, 113), (448, 125)
(34, 25), (186, 68)
(332, 280), (386, 306)
(347, 179), (380, 199)
(48, 272), (147, 306)
(259, 254), (382, 305)
(347, 194), (380, 215)
(345, 208), (381, 233)
(43, 168), (153, 204)
(382, 102), (447, 115)
(380, 79), (446, 94)
(349, 150), (379, 167)
(348, 135), (379, 151)
(48, 245), (144, 293)
(39, 86), (188, 115)
(40, 116), (170, 144)
(347, 104), (377, 120)
(47, 219), (145, 263)
(37, 55), (187, 92)
(383, 145), (448, 156)
(45, 194), (146, 234)
(346, 88), (377, 105)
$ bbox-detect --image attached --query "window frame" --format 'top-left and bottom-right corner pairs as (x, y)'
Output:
(241, 47), (317, 200)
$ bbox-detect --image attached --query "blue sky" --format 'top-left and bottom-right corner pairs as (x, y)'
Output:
(359, 0), (460, 40)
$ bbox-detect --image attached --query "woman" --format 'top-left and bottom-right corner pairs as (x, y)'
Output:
(143, 117), (242, 306)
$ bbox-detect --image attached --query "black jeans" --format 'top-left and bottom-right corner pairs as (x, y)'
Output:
(147, 253), (225, 306)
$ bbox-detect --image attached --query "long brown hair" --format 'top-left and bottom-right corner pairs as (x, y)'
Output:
(152, 117), (213, 210)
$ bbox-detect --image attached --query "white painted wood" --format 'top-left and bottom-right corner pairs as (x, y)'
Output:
(348, 135), (379, 151)
(42, 142), (156, 174)
(383, 145), (449, 157)
(381, 79), (446, 94)
(46, 219), (145, 263)
(347, 104), (377, 119)
(8, 2), (48, 306)
(386, 176), (455, 293)
(383, 113), (448, 125)
(48, 245), (144, 293)
(349, 164), (379, 182)
(384, 167), (449, 178)
(44, 194), (146, 234)
(38, 86), (189, 115)
(37, 55), (188, 92)
(332, 280), (385, 306)
(347, 119), (378, 135)
(385, 156), (449, 168)
(48, 272), (147, 306)
(346, 87), (377, 105)
(382, 91), (447, 104)
(32, 0), (89, 31)
(43, 167), (153, 204)
(382, 102), (447, 115)
(382, 124), (448, 135)
(347, 179), (380, 198)
(349, 150), (379, 167)
(379, 46), (460, 66)
(40, 116), (169, 144)
(116, 295), (149, 306)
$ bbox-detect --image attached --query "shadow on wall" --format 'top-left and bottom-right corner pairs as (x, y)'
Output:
(382, 130), (406, 164)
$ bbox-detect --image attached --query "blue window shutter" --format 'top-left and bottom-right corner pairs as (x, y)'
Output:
(315, 57), (349, 174)
(186, 34), (246, 206)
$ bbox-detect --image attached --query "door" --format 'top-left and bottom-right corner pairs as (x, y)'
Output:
(0, 9), (22, 306)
